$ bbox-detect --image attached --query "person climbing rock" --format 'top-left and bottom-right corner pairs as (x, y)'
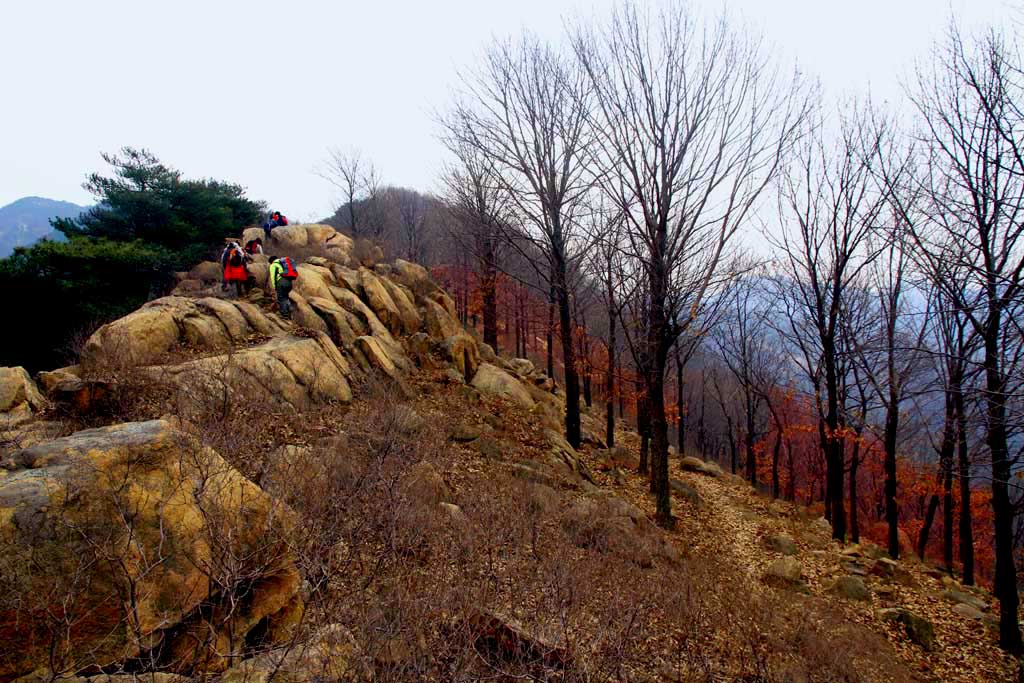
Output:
(268, 255), (298, 319)
(219, 241), (238, 291)
(222, 241), (250, 297)
(263, 211), (290, 240)
(263, 211), (280, 240)
(244, 237), (264, 255)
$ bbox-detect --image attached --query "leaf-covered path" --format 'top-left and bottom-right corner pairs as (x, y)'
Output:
(664, 461), (1017, 683)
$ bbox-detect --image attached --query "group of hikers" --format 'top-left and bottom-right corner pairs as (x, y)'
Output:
(219, 212), (298, 318)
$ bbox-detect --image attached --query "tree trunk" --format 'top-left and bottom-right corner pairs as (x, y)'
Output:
(786, 439), (796, 501)
(728, 432), (738, 476)
(939, 391), (956, 572)
(823, 338), (847, 542)
(618, 369), (625, 418)
(982, 322), (1021, 654)
(745, 393), (757, 487)
(771, 431), (782, 500)
(917, 494), (940, 560)
(676, 354), (685, 459)
(850, 441), (860, 544)
(547, 282), (555, 387)
(638, 394), (649, 475)
(883, 399), (900, 559)
(818, 414), (831, 521)
(554, 258), (581, 449)
(648, 370), (672, 526)
(954, 387), (975, 585)
(605, 305), (616, 449)
(767, 401), (782, 499)
(481, 246), (498, 353)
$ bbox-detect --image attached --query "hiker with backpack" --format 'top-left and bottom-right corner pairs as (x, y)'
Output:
(222, 241), (251, 297)
(220, 241), (238, 291)
(268, 255), (298, 319)
(244, 237), (264, 256)
(262, 211), (290, 240)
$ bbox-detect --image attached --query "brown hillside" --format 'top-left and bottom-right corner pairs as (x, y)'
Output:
(0, 225), (1017, 683)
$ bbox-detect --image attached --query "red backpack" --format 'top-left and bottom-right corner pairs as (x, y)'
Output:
(280, 257), (298, 279)
(278, 215), (289, 226)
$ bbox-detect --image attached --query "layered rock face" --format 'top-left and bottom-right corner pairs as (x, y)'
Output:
(0, 223), (565, 681)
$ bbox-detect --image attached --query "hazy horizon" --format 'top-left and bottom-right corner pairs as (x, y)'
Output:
(3, 0), (1017, 221)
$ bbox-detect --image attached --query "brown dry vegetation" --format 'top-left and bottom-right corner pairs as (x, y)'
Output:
(5, 348), (1017, 682)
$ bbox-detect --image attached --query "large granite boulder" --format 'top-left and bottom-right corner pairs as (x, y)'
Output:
(139, 333), (353, 413)
(471, 363), (535, 408)
(0, 420), (302, 680)
(0, 367), (47, 427)
(80, 297), (285, 368)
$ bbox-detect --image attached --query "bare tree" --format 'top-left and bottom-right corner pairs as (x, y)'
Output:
(851, 214), (929, 558)
(772, 107), (885, 542)
(443, 31), (595, 447)
(584, 199), (627, 447)
(319, 147), (381, 239)
(573, 1), (808, 526)
(440, 140), (512, 352)
(897, 24), (1024, 653)
(711, 273), (775, 488)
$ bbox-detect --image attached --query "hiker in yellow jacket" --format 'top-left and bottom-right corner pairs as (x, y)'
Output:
(268, 256), (298, 319)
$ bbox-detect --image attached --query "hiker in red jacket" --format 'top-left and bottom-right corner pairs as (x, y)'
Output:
(222, 242), (250, 297)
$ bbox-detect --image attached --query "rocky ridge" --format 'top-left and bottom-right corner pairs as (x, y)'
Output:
(0, 223), (568, 683)
(0, 222), (1017, 683)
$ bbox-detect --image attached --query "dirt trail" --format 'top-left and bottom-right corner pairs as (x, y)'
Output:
(662, 464), (1018, 683)
(680, 469), (771, 582)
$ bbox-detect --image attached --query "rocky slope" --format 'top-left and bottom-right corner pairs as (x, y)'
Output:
(0, 223), (1017, 683)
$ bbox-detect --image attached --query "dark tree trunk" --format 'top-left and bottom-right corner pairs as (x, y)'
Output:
(918, 494), (940, 560)
(583, 372), (592, 408)
(618, 368), (625, 418)
(883, 368), (901, 560)
(823, 338), (847, 542)
(818, 414), (831, 521)
(728, 431), (738, 476)
(638, 394), (650, 475)
(547, 282), (555, 387)
(981, 321), (1021, 654)
(850, 441), (860, 544)
(605, 305), (616, 449)
(745, 393), (757, 487)
(771, 431), (782, 499)
(786, 439), (796, 502)
(648, 369), (672, 524)
(766, 400), (783, 499)
(554, 256), (581, 449)
(954, 387), (975, 585)
(939, 391), (956, 571)
(481, 246), (498, 353)
(676, 355), (685, 458)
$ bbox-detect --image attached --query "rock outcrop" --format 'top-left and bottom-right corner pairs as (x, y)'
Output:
(0, 225), (571, 681)
(0, 367), (47, 427)
(471, 363), (536, 408)
(140, 332), (354, 412)
(80, 296), (287, 368)
(0, 420), (301, 681)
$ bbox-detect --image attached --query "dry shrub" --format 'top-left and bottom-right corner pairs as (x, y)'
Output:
(3, 363), (916, 683)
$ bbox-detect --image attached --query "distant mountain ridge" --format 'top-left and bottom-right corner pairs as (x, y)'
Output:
(0, 196), (89, 257)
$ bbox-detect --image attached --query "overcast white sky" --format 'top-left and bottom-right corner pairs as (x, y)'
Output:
(2, 0), (1017, 220)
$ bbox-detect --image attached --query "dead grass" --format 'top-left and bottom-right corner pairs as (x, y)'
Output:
(6, 357), (985, 682)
